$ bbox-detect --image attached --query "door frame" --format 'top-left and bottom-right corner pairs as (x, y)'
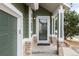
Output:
(0, 3), (23, 56)
(36, 16), (50, 43)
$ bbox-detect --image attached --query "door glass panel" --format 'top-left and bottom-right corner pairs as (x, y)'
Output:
(39, 19), (47, 40)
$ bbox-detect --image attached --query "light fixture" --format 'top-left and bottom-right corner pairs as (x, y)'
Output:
(33, 17), (36, 20)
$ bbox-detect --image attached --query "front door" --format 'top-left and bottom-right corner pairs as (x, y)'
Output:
(36, 16), (50, 43)
(39, 19), (47, 42)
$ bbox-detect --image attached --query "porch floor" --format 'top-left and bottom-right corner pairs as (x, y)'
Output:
(32, 45), (58, 56)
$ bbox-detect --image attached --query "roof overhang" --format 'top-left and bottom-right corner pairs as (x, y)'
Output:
(39, 3), (70, 13)
(62, 3), (71, 8)
(26, 3), (70, 13)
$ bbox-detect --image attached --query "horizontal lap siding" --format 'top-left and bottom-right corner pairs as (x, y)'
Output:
(12, 3), (29, 38)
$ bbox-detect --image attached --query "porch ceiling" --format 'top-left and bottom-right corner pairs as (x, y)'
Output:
(39, 3), (70, 13)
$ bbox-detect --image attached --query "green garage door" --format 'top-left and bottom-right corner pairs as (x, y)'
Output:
(0, 10), (17, 56)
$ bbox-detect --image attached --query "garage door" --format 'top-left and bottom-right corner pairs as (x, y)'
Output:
(0, 10), (17, 56)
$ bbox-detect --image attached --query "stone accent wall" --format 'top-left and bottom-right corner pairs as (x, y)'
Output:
(23, 39), (32, 56)
(49, 35), (57, 45)
(32, 35), (37, 48)
(57, 42), (64, 56)
(23, 35), (37, 56)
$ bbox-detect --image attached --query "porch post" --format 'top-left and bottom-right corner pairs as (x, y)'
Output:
(29, 7), (33, 41)
(52, 16), (55, 36)
(57, 5), (64, 55)
(58, 5), (64, 42)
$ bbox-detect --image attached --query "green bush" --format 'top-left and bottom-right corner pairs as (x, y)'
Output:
(64, 11), (79, 39)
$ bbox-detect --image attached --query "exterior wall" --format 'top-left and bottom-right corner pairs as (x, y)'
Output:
(33, 6), (52, 34)
(12, 4), (53, 38)
(32, 16), (36, 34)
(12, 3), (29, 38)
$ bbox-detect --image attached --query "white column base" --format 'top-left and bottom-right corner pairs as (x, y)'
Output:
(59, 37), (64, 42)
(52, 34), (57, 37)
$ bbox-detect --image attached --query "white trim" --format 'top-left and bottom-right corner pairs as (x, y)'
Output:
(52, 13), (58, 36)
(29, 7), (33, 41)
(52, 16), (55, 35)
(36, 16), (39, 43)
(63, 3), (71, 8)
(62, 10), (64, 41)
(26, 3), (39, 11)
(58, 5), (64, 42)
(36, 16), (50, 43)
(34, 3), (39, 10)
(58, 9), (61, 41)
(59, 38), (64, 42)
(48, 16), (50, 42)
(0, 3), (23, 56)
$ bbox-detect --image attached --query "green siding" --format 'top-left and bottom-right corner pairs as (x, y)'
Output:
(12, 3), (29, 38)
(0, 10), (17, 56)
(33, 18), (36, 34)
(34, 6), (52, 16)
(12, 4), (52, 37)
(33, 6), (52, 34)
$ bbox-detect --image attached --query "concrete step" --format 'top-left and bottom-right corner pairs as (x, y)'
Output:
(32, 46), (57, 56)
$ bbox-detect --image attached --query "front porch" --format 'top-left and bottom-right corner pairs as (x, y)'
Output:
(24, 3), (66, 56)
(23, 3), (79, 56)
(23, 37), (79, 56)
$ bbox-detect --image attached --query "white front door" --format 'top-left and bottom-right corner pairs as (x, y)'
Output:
(36, 16), (50, 43)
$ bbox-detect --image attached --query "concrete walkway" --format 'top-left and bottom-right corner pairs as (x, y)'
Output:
(32, 45), (79, 56)
(63, 47), (79, 56)
(32, 45), (58, 56)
